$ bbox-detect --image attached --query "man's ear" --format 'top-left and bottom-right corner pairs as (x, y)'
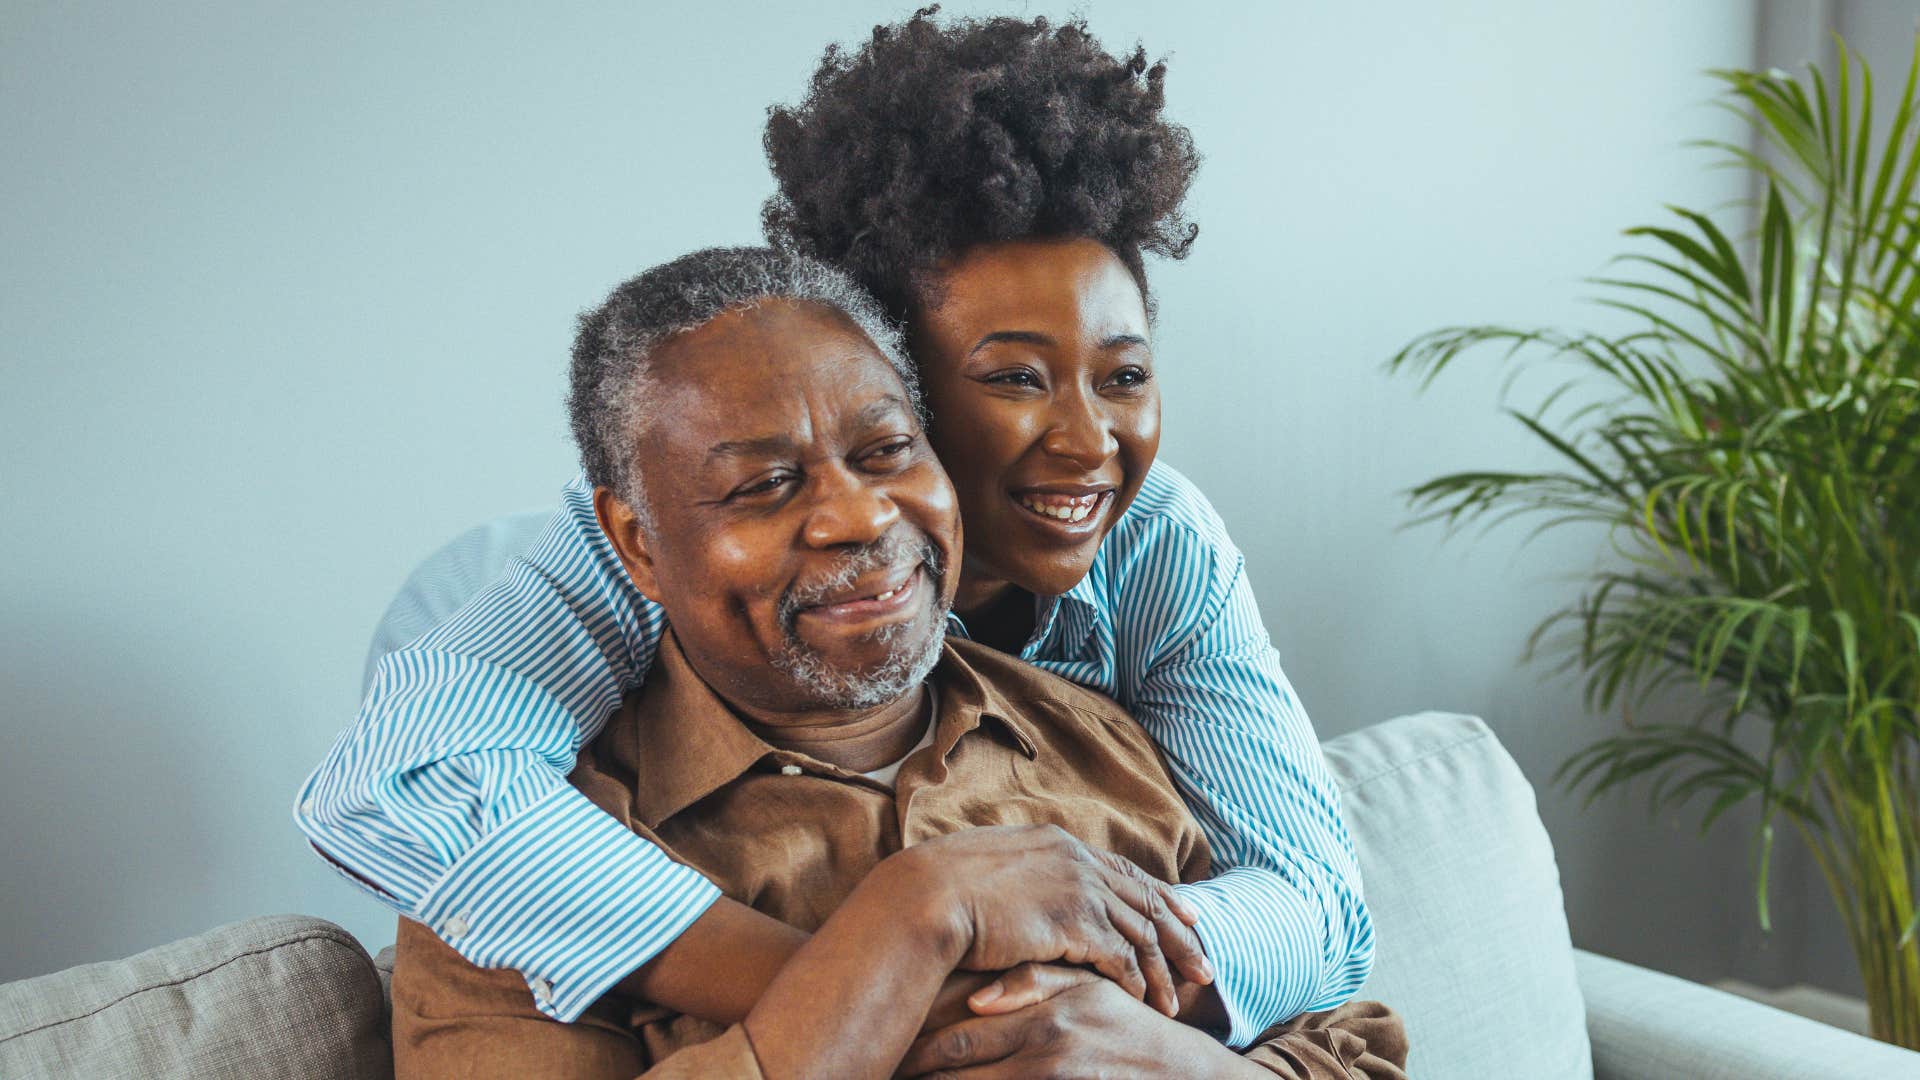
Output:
(593, 486), (662, 600)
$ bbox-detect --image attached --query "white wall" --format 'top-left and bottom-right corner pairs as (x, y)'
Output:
(8, 0), (1846, 1001)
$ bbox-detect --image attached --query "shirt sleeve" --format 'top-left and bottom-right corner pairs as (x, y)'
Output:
(1115, 508), (1376, 1046)
(294, 476), (721, 1022)
(1235, 999), (1411, 1078)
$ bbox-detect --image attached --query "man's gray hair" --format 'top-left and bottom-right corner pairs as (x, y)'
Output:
(568, 245), (918, 520)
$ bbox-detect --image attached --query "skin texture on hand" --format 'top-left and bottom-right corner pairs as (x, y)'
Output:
(895, 825), (1209, 1017)
(737, 828), (1221, 1080)
(901, 979), (1270, 1080)
(623, 825), (1209, 1027)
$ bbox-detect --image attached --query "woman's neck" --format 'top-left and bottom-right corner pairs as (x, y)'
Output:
(953, 575), (1038, 655)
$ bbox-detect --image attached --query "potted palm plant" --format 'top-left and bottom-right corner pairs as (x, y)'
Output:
(1390, 38), (1920, 1047)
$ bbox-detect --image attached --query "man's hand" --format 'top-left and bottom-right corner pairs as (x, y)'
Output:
(898, 978), (1257, 1079)
(896, 824), (1211, 1017)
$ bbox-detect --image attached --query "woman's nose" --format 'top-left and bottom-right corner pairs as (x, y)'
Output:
(1041, 400), (1119, 470)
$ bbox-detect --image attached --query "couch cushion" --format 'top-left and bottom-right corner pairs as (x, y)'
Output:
(1326, 711), (1591, 1079)
(0, 914), (391, 1079)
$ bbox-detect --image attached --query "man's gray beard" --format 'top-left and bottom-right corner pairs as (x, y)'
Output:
(770, 528), (948, 709)
(767, 613), (945, 709)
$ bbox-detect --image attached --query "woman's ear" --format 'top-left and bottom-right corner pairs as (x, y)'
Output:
(593, 486), (662, 600)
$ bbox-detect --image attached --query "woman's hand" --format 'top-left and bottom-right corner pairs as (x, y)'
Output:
(893, 824), (1211, 1017)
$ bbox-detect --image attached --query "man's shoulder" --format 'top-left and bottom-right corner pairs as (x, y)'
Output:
(941, 638), (1160, 768)
(944, 636), (1128, 716)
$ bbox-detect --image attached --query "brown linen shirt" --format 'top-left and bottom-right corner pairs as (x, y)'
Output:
(392, 633), (1408, 1079)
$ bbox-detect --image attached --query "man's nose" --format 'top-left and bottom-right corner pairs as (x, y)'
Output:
(1040, 392), (1119, 470)
(801, 464), (901, 549)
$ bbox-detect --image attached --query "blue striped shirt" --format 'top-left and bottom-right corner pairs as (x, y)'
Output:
(295, 460), (1373, 1045)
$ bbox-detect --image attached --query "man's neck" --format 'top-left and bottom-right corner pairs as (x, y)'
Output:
(735, 684), (932, 774)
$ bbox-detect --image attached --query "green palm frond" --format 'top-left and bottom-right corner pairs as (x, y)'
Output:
(1390, 36), (1920, 1047)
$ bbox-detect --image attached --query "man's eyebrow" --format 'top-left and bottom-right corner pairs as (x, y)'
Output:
(849, 395), (914, 431)
(705, 433), (797, 461)
(702, 395), (915, 461)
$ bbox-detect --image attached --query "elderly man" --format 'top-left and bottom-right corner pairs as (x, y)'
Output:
(390, 247), (1407, 1079)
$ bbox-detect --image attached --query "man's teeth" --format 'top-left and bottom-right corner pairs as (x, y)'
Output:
(1020, 495), (1099, 522)
(872, 586), (898, 602)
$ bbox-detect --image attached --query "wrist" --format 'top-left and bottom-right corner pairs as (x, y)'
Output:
(867, 847), (970, 969)
(1160, 1016), (1262, 1079)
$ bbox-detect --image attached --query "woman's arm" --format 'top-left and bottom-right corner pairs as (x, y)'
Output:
(296, 476), (713, 1022)
(1101, 465), (1376, 1045)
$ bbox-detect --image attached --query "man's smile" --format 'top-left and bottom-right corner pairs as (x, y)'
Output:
(795, 564), (927, 626)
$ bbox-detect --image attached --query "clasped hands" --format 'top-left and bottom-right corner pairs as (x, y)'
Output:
(885, 825), (1225, 1078)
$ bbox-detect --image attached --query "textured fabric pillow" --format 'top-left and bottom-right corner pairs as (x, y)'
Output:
(1326, 711), (1593, 1079)
(0, 914), (390, 1080)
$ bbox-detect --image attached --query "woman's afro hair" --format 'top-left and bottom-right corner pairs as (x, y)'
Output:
(761, 6), (1200, 319)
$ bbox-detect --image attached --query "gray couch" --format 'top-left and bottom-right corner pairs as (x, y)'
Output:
(6, 514), (1916, 1078)
(7, 710), (1916, 1078)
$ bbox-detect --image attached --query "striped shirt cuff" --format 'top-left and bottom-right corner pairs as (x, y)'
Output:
(414, 776), (722, 1022)
(1175, 866), (1324, 1047)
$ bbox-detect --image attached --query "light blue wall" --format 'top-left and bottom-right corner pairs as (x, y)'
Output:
(8, 0), (1835, 998)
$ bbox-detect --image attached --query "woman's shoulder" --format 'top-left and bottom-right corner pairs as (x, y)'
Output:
(1097, 460), (1242, 583)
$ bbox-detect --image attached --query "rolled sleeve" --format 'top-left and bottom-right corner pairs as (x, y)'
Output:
(413, 777), (722, 1021)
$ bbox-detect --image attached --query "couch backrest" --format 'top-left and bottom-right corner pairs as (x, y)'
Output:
(0, 914), (391, 1080)
(1324, 711), (1592, 1079)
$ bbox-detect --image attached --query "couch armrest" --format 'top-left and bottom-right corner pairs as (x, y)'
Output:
(1574, 947), (1920, 1078)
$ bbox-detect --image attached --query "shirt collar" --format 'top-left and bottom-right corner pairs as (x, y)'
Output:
(1026, 573), (1102, 660)
(617, 633), (1038, 830)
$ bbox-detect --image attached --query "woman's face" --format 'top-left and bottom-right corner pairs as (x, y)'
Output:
(910, 236), (1161, 609)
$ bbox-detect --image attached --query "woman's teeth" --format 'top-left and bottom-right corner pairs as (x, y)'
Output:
(1019, 494), (1100, 522)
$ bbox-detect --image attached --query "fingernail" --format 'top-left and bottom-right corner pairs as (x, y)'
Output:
(1199, 957), (1216, 984)
(970, 982), (1003, 1007)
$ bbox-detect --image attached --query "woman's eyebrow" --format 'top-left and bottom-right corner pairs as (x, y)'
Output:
(969, 329), (1054, 355)
(968, 329), (1149, 354)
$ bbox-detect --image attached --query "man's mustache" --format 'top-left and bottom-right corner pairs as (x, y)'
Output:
(777, 527), (946, 633)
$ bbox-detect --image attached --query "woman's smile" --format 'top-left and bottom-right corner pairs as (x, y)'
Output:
(1011, 486), (1118, 538)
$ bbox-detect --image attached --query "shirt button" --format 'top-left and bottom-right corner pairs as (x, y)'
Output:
(779, 764), (803, 776)
(442, 914), (470, 941)
(531, 978), (553, 1006)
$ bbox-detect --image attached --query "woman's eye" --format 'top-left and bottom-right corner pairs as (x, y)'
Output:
(984, 368), (1042, 388)
(1105, 366), (1153, 389)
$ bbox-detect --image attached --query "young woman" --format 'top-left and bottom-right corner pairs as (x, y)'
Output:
(298, 9), (1373, 1051)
